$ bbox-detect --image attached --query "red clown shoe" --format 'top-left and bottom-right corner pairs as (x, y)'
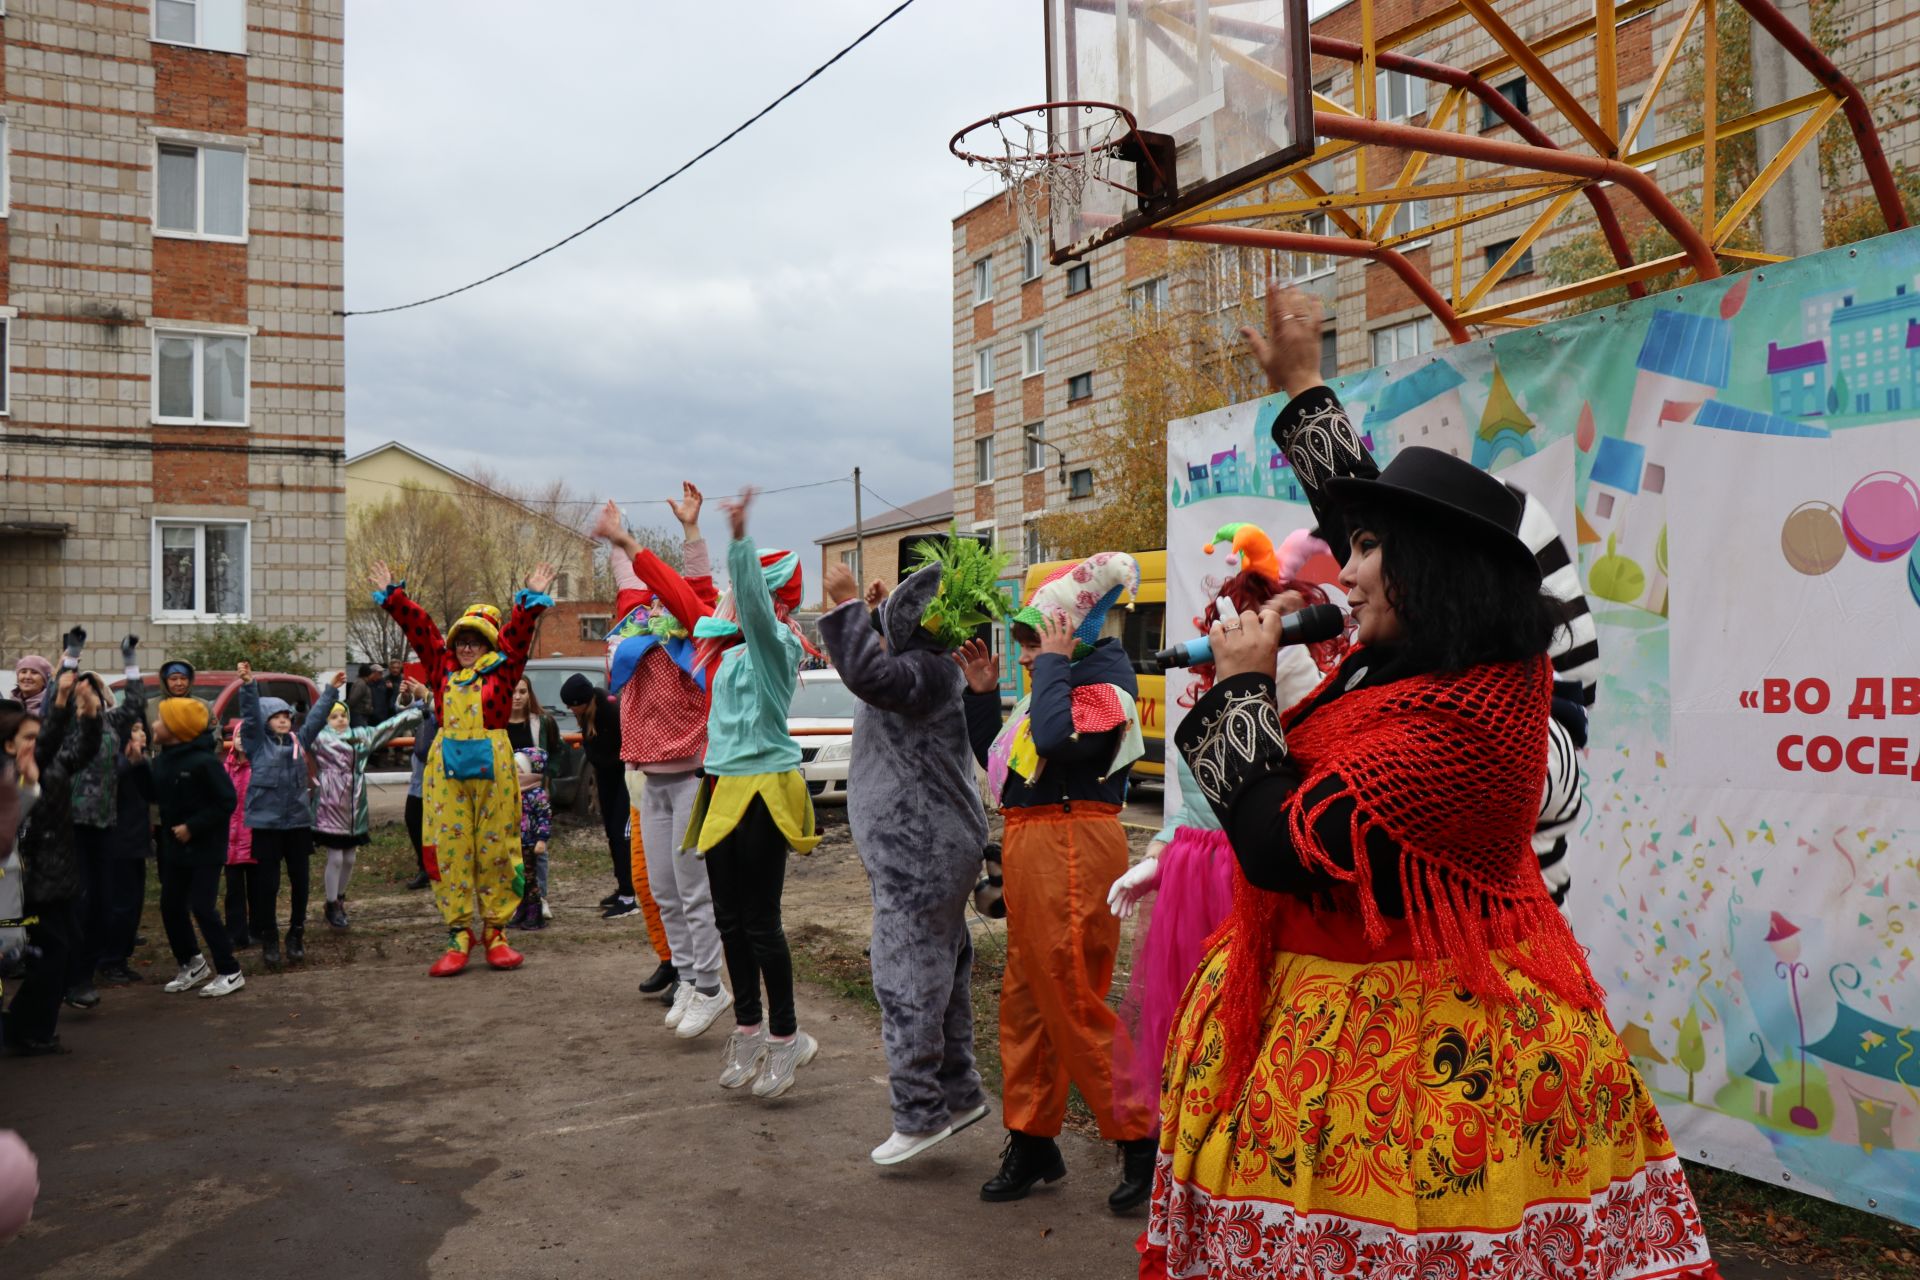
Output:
(484, 927), (524, 970)
(429, 928), (473, 977)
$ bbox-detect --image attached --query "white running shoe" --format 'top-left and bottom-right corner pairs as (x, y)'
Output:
(674, 988), (733, 1040)
(871, 1126), (955, 1166)
(163, 956), (211, 993)
(199, 970), (246, 998)
(663, 982), (696, 1029)
(751, 1030), (819, 1098)
(950, 1102), (991, 1134)
(541, 898), (553, 921)
(718, 1025), (768, 1089)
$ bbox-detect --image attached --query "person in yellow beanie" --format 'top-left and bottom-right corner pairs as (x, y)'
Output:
(370, 558), (555, 976)
(149, 696), (244, 997)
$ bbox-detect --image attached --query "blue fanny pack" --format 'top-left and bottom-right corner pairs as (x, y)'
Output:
(441, 736), (495, 781)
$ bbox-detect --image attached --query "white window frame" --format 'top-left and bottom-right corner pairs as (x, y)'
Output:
(1129, 277), (1169, 314)
(973, 256), (994, 305)
(151, 326), (251, 426)
(1375, 68), (1428, 121)
(1021, 236), (1044, 281)
(1616, 96), (1660, 171)
(973, 346), (994, 395)
(1025, 422), (1047, 473)
(1021, 327), (1045, 377)
(151, 0), (247, 55)
(1384, 199), (1430, 249)
(973, 436), (994, 484)
(153, 139), (249, 242)
(1065, 261), (1092, 295)
(150, 517), (252, 623)
(1371, 317), (1436, 366)
(0, 118), (10, 220)
(1286, 213), (1336, 283)
(0, 311), (12, 416)
(1023, 523), (1045, 565)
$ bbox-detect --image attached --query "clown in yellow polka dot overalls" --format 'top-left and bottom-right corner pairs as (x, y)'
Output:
(373, 561), (554, 976)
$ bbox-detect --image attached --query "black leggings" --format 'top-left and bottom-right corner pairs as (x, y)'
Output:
(248, 827), (314, 945)
(404, 794), (425, 873)
(160, 861), (238, 976)
(6, 899), (78, 1046)
(224, 864), (259, 940)
(594, 761), (634, 897)
(704, 793), (795, 1037)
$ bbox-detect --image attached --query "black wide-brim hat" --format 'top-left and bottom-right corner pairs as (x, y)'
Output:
(1325, 446), (1539, 580)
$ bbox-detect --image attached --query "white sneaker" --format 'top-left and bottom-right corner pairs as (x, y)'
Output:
(950, 1102), (991, 1134)
(199, 970), (246, 998)
(541, 898), (553, 921)
(663, 982), (696, 1029)
(163, 956), (211, 993)
(871, 1126), (955, 1166)
(751, 1030), (819, 1098)
(718, 1025), (768, 1089)
(674, 988), (733, 1040)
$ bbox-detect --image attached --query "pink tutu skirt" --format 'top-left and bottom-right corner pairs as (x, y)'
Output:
(1113, 826), (1238, 1119)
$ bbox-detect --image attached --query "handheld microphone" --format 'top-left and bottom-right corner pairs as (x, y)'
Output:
(1154, 602), (1345, 670)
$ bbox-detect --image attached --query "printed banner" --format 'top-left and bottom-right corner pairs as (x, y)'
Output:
(1164, 230), (1920, 1226)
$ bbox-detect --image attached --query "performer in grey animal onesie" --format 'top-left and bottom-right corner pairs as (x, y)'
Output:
(818, 556), (997, 1167)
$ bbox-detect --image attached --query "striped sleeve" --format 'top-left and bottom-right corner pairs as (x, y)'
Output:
(1511, 487), (1599, 707)
(1536, 713), (1583, 906)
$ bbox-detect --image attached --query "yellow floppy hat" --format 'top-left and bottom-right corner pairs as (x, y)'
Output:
(447, 603), (502, 650)
(158, 696), (210, 741)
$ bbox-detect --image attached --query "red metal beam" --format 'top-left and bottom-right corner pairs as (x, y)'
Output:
(1733, 0), (1909, 233)
(1312, 113), (1723, 280)
(1143, 223), (1473, 344)
(1311, 35), (1648, 299)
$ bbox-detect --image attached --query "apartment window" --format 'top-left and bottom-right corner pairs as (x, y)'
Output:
(0, 119), (9, 219)
(973, 347), (993, 394)
(1025, 422), (1047, 472)
(1021, 327), (1045, 377)
(1129, 277), (1169, 314)
(153, 0), (247, 54)
(1066, 262), (1092, 295)
(1068, 468), (1094, 500)
(154, 329), (248, 425)
(1371, 317), (1435, 366)
(1067, 371), (1093, 402)
(156, 142), (246, 239)
(1618, 96), (1660, 167)
(1287, 212), (1335, 281)
(1021, 236), (1043, 281)
(973, 257), (994, 304)
(1023, 524), (1045, 566)
(153, 518), (249, 621)
(578, 615), (611, 642)
(1385, 200), (1429, 245)
(973, 436), (994, 484)
(0, 319), (9, 415)
(1320, 327), (1338, 375)
(1375, 69), (1428, 121)
(1483, 237), (1536, 281)
(1482, 79), (1530, 130)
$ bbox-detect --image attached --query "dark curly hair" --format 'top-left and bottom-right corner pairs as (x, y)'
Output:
(1344, 499), (1564, 675)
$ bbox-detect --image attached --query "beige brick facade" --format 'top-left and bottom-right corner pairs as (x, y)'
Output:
(0, 1), (345, 673)
(954, 0), (1920, 573)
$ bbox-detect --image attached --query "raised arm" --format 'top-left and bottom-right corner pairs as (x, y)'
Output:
(818, 598), (943, 717)
(106, 633), (146, 737)
(726, 537), (791, 683)
(361, 702), (424, 754)
(494, 566), (556, 696)
(237, 676), (268, 754)
(370, 562), (447, 674)
(298, 683), (340, 748)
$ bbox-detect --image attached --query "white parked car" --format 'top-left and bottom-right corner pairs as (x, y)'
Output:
(790, 668), (857, 804)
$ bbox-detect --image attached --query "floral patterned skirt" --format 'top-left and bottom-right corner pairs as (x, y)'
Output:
(1144, 909), (1719, 1280)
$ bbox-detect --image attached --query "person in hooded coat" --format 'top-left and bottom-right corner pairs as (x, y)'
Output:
(817, 551), (999, 1166)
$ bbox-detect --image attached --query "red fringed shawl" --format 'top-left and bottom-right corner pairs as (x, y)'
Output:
(1214, 654), (1603, 1085)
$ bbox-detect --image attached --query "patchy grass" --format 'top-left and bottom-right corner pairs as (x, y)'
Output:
(1682, 1162), (1920, 1279)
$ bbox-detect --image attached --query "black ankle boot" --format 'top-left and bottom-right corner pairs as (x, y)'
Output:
(1107, 1138), (1157, 1214)
(285, 927), (305, 963)
(261, 938), (282, 971)
(980, 1131), (1067, 1202)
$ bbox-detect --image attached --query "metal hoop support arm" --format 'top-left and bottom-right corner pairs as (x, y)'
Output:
(1140, 223), (1472, 345)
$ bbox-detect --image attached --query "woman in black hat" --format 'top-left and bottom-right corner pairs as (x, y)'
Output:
(1138, 294), (1718, 1280)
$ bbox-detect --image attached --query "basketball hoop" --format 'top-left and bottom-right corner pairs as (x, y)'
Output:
(950, 101), (1173, 254)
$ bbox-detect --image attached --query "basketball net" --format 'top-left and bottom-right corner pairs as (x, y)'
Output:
(965, 105), (1132, 250)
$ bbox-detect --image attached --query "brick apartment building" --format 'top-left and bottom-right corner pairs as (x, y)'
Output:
(954, 0), (1920, 578)
(0, 1), (345, 673)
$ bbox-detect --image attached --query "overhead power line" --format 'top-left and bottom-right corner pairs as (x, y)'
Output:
(339, 0), (925, 318)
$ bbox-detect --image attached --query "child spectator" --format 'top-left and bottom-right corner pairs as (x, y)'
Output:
(510, 747), (551, 931)
(149, 696), (243, 997)
(222, 722), (257, 949)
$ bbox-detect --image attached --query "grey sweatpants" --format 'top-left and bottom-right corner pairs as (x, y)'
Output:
(862, 841), (989, 1136)
(628, 769), (723, 990)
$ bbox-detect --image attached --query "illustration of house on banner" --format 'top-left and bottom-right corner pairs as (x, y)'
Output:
(1766, 340), (1828, 417)
(1693, 400), (1831, 440)
(1802, 998), (1920, 1153)
(1825, 284), (1920, 417)
(1367, 360), (1471, 459)
(1471, 362), (1538, 468)
(1740, 1036), (1780, 1118)
(1581, 308), (1732, 616)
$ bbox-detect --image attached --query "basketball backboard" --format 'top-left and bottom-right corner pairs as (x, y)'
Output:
(1044, 0), (1313, 259)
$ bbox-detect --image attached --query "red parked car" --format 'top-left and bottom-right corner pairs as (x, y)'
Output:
(107, 670), (322, 734)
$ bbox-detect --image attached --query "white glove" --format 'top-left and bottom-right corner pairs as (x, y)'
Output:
(1107, 855), (1162, 919)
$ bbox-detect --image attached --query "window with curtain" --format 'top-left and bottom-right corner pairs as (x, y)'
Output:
(157, 143), (246, 238)
(154, 330), (249, 425)
(153, 519), (250, 620)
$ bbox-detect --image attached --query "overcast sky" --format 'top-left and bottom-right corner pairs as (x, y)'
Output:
(344, 0), (1044, 585)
